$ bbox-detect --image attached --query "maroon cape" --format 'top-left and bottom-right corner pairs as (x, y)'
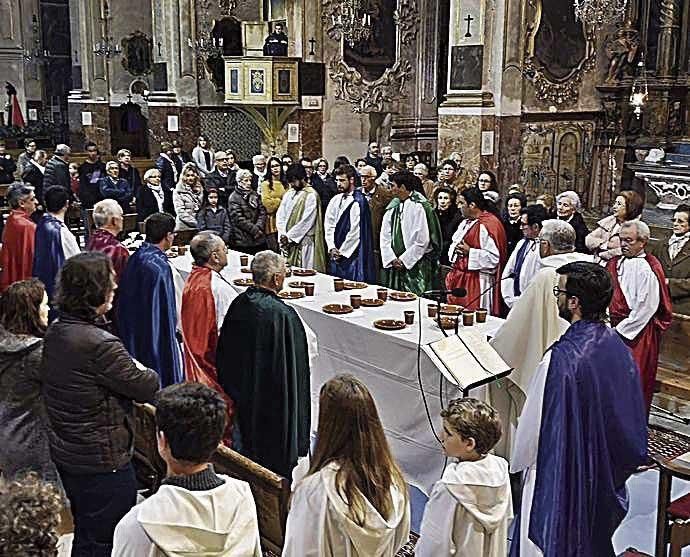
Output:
(445, 211), (507, 314)
(87, 229), (130, 283)
(607, 253), (673, 412)
(0, 210), (36, 292)
(181, 266), (235, 446)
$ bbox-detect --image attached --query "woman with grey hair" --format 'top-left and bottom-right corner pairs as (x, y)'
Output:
(556, 190), (589, 253)
(227, 168), (267, 254)
(173, 162), (204, 230)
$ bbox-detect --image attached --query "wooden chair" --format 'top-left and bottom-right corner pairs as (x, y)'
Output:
(654, 455), (690, 556)
(173, 228), (198, 246)
(132, 402), (291, 553)
(122, 213), (139, 235)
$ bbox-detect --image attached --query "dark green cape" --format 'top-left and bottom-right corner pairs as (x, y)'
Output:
(380, 191), (442, 294)
(216, 287), (310, 478)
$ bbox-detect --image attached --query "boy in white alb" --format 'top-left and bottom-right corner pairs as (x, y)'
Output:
(416, 398), (512, 557)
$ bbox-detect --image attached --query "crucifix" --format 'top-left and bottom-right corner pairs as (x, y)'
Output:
(464, 14), (474, 37)
(157, 41), (162, 56)
(308, 37), (316, 56)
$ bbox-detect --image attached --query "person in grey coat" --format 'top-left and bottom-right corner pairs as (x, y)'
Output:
(173, 162), (204, 231)
(227, 168), (267, 254)
(0, 278), (59, 485)
(196, 188), (231, 244)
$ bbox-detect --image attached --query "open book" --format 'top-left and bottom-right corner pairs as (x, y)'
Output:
(423, 328), (512, 395)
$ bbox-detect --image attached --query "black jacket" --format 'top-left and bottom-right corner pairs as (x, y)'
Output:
(155, 155), (177, 214)
(43, 156), (70, 191)
(78, 160), (106, 208)
(563, 212), (590, 254)
(136, 185), (164, 222)
(0, 154), (17, 184)
(119, 164), (142, 194)
(205, 169), (236, 205)
(21, 163), (45, 203)
(40, 314), (159, 474)
(311, 174), (338, 215)
(227, 189), (267, 249)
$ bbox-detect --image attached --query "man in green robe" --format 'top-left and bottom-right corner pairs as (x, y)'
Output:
(380, 171), (442, 294)
(216, 250), (311, 478)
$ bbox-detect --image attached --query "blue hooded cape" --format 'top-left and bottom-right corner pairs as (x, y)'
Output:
(511, 320), (648, 557)
(329, 189), (376, 283)
(32, 214), (65, 300)
(116, 242), (182, 387)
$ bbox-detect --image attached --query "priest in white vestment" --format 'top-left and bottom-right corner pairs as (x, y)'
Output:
(489, 219), (591, 457)
(502, 205), (547, 308)
(276, 163), (326, 271)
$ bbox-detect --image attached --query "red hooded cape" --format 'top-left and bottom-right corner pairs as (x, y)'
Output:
(0, 210), (36, 292)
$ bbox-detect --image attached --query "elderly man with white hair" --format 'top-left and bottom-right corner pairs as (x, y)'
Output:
(413, 163), (436, 200)
(556, 190), (589, 253)
(251, 154), (267, 192)
(43, 143), (72, 192)
(489, 219), (592, 458)
(606, 220), (673, 413)
(87, 199), (130, 282)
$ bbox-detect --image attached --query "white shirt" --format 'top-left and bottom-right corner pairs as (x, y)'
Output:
(276, 188), (318, 244)
(614, 252), (660, 340)
(324, 192), (360, 258)
(447, 218), (500, 272)
(502, 238), (541, 308)
(211, 270), (240, 331)
(380, 199), (430, 269)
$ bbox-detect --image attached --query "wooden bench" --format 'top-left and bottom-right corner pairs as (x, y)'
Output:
(656, 313), (690, 401)
(132, 403), (291, 553)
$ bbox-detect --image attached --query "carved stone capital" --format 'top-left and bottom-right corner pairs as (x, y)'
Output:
(394, 0), (420, 45)
(329, 55), (412, 113)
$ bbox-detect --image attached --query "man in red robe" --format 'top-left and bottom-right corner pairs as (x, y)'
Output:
(445, 187), (507, 314)
(181, 232), (239, 445)
(87, 199), (130, 282)
(0, 183), (38, 292)
(607, 221), (673, 413)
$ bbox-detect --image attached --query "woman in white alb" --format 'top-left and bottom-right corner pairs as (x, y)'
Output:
(282, 375), (410, 557)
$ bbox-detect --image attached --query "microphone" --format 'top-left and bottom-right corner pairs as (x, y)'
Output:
(422, 287), (467, 299)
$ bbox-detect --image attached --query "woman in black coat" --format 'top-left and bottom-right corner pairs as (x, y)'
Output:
(502, 192), (527, 256)
(136, 168), (167, 222)
(434, 187), (463, 266)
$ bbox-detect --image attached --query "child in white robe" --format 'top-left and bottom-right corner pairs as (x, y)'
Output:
(416, 398), (512, 557)
(282, 374), (411, 557)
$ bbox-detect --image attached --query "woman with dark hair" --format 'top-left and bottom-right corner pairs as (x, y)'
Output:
(434, 187), (463, 265)
(502, 192), (528, 256)
(196, 188), (231, 244)
(586, 189), (644, 265)
(332, 155), (351, 174)
(0, 279), (58, 485)
(260, 156), (287, 251)
(40, 252), (159, 555)
(354, 158), (368, 174)
(191, 135), (213, 177)
(283, 375), (410, 556)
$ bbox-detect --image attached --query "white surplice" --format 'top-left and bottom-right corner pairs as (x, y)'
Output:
(510, 351), (552, 557)
(447, 219), (500, 311)
(276, 188), (319, 269)
(211, 270), (240, 332)
(502, 238), (541, 308)
(282, 463), (410, 557)
(416, 455), (513, 557)
(380, 200), (431, 270)
(324, 192), (360, 257)
(488, 251), (591, 458)
(614, 252), (660, 340)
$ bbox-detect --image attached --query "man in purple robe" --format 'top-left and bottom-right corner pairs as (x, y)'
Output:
(87, 199), (130, 283)
(510, 261), (647, 557)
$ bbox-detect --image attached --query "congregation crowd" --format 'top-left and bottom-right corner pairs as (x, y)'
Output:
(0, 134), (689, 556)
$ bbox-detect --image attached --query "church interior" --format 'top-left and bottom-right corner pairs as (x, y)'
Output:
(2, 0), (690, 555)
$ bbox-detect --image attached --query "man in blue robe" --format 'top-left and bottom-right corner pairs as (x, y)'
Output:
(510, 261), (647, 557)
(33, 186), (80, 302)
(117, 212), (182, 387)
(324, 164), (375, 283)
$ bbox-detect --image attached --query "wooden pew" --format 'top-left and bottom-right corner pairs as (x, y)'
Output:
(656, 313), (690, 401)
(132, 403), (291, 553)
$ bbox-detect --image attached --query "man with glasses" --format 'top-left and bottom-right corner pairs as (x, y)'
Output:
(489, 219), (590, 458)
(359, 164), (393, 275)
(205, 151), (235, 205)
(180, 232), (239, 444)
(118, 212), (183, 387)
(511, 261), (647, 556)
(17, 137), (37, 175)
(606, 220), (673, 413)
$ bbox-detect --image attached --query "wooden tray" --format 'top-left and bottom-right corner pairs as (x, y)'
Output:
(233, 278), (254, 287)
(434, 316), (458, 330)
(278, 291), (305, 299)
(293, 268), (317, 276)
(322, 303), (353, 315)
(343, 281), (368, 290)
(374, 319), (406, 331)
(389, 291), (417, 302)
(360, 298), (384, 307)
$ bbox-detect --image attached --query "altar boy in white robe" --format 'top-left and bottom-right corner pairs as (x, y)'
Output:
(283, 375), (410, 557)
(276, 163), (326, 272)
(416, 398), (512, 557)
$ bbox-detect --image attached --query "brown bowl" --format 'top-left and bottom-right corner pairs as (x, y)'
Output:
(373, 319), (406, 331)
(389, 291), (417, 302)
(293, 268), (317, 276)
(434, 316), (458, 330)
(440, 304), (463, 316)
(360, 298), (385, 308)
(233, 278), (254, 287)
(322, 303), (353, 315)
(278, 291), (305, 299)
(343, 281), (368, 290)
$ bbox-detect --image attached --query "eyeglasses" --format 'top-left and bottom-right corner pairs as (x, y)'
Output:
(270, 164), (281, 168)
(553, 286), (574, 298)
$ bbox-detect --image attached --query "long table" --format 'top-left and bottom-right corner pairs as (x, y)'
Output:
(170, 250), (503, 493)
